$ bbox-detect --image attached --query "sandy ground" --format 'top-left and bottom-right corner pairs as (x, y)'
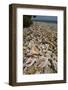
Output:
(23, 21), (57, 75)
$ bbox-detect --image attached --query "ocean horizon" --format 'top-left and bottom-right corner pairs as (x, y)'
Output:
(31, 16), (57, 23)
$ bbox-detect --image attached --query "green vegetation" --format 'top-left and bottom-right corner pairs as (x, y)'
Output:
(23, 15), (32, 28)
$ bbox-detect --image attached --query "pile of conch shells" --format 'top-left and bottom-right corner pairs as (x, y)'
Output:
(23, 21), (57, 75)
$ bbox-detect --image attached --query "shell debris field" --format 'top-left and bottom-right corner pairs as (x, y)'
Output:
(23, 21), (57, 75)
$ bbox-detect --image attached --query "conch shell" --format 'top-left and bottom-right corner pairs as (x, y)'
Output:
(31, 45), (39, 55)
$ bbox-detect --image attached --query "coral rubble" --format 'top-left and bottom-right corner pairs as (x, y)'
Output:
(23, 21), (57, 75)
